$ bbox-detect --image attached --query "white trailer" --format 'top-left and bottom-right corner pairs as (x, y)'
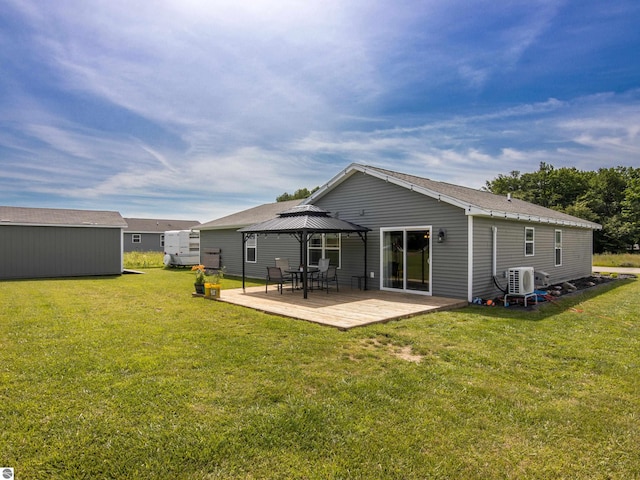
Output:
(163, 230), (200, 267)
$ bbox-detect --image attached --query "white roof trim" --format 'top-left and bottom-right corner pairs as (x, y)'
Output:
(0, 221), (124, 229)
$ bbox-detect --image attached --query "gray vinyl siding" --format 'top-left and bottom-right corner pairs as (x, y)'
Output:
(0, 225), (122, 280)
(313, 171), (469, 298)
(472, 217), (594, 299)
(123, 233), (164, 252)
(200, 229), (299, 280)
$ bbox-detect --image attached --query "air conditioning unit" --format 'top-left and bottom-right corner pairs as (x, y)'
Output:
(508, 267), (535, 295)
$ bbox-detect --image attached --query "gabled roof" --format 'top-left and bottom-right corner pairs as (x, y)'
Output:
(199, 199), (303, 230)
(0, 206), (127, 228)
(238, 204), (370, 234)
(305, 164), (602, 230)
(124, 218), (200, 233)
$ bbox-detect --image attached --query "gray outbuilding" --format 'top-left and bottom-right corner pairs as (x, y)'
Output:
(0, 206), (127, 280)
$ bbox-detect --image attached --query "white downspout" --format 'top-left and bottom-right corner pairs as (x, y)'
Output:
(492, 226), (498, 277)
(467, 215), (473, 303)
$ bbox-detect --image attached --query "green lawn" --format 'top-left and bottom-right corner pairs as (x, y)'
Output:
(1, 269), (638, 479)
(593, 252), (640, 268)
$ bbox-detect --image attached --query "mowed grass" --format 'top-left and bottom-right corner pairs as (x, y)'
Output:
(593, 252), (640, 268)
(1, 270), (638, 479)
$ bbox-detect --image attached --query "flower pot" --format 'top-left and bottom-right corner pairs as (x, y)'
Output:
(194, 283), (205, 294)
(206, 283), (221, 298)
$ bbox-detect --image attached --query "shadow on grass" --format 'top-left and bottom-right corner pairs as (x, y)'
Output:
(464, 278), (635, 321)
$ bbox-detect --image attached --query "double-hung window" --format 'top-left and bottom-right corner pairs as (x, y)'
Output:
(555, 230), (562, 266)
(132, 234), (141, 243)
(308, 233), (341, 267)
(524, 227), (535, 256)
(245, 234), (257, 263)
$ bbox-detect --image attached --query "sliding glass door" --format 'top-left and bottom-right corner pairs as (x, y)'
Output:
(381, 227), (431, 294)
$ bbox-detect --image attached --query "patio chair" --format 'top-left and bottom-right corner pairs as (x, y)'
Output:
(266, 266), (292, 294)
(311, 257), (330, 289)
(275, 257), (296, 286)
(320, 266), (339, 293)
(275, 257), (290, 270)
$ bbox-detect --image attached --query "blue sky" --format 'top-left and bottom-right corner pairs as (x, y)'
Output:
(1, 0), (639, 222)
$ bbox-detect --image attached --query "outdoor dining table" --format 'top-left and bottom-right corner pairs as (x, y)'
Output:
(285, 267), (319, 290)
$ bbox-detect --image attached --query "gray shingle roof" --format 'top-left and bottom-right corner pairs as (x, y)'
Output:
(124, 218), (200, 232)
(0, 206), (127, 228)
(307, 164), (601, 229)
(199, 199), (303, 230)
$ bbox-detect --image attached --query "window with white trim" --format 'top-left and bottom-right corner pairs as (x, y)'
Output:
(245, 234), (257, 263)
(524, 227), (535, 256)
(160, 234), (165, 247)
(132, 234), (141, 243)
(555, 230), (562, 266)
(308, 233), (341, 267)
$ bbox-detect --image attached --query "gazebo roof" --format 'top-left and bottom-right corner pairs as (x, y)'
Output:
(238, 205), (369, 234)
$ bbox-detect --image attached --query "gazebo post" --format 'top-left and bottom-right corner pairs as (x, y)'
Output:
(364, 231), (368, 290)
(302, 228), (308, 299)
(241, 233), (247, 292)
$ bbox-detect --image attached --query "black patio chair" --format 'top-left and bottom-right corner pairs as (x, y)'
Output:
(320, 266), (339, 293)
(275, 257), (295, 286)
(266, 266), (292, 294)
(311, 257), (330, 289)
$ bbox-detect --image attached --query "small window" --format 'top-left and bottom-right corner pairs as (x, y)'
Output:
(132, 234), (141, 243)
(160, 234), (165, 248)
(524, 227), (534, 256)
(245, 234), (257, 263)
(555, 230), (562, 266)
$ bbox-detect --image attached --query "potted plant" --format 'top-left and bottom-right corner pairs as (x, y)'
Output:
(191, 264), (207, 294)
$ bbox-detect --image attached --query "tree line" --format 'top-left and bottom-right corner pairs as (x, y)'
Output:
(485, 162), (640, 253)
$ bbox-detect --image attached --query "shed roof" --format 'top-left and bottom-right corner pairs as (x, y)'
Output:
(124, 218), (200, 233)
(0, 206), (127, 228)
(238, 204), (370, 234)
(199, 199), (303, 230)
(305, 164), (602, 229)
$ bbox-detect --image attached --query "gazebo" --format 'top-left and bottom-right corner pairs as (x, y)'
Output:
(238, 205), (370, 298)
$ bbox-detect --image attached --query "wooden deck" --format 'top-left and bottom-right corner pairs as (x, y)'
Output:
(217, 285), (468, 330)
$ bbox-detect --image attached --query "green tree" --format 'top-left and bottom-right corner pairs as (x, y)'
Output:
(276, 186), (320, 202)
(485, 163), (640, 253)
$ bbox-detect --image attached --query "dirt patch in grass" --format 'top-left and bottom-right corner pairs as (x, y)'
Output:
(359, 338), (424, 364)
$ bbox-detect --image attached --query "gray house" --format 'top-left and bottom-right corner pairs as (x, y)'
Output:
(0, 206), (127, 280)
(199, 164), (601, 301)
(123, 218), (200, 252)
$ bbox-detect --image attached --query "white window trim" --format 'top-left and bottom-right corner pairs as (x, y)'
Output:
(524, 227), (535, 257)
(132, 233), (141, 243)
(555, 229), (563, 267)
(308, 233), (342, 268)
(245, 234), (257, 263)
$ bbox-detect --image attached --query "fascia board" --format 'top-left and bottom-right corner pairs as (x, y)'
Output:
(469, 210), (602, 230)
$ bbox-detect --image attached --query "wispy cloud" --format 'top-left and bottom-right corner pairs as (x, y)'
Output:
(1, 0), (639, 219)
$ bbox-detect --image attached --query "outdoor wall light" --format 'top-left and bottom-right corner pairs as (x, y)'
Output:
(438, 228), (446, 243)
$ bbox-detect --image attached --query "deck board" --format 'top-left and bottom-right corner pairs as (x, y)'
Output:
(216, 285), (468, 330)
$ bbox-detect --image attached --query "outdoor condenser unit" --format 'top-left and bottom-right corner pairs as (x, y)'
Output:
(508, 267), (535, 295)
